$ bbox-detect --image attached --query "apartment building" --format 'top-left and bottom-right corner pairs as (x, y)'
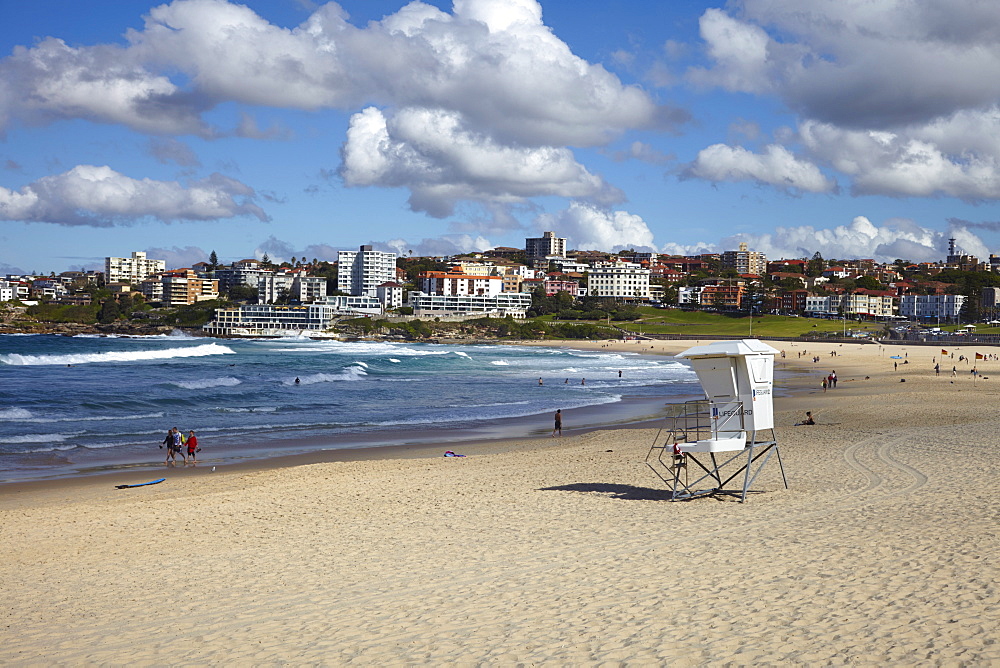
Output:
(700, 282), (745, 310)
(806, 292), (897, 318)
(213, 265), (271, 293)
(720, 243), (767, 276)
(525, 231), (567, 262)
(105, 251), (166, 284)
(587, 262), (650, 301)
(376, 282), (404, 309)
(0, 281), (15, 302)
(899, 294), (965, 321)
(140, 270), (219, 306)
(407, 291), (532, 318)
(337, 245), (397, 297)
(418, 271), (503, 297)
(543, 275), (581, 297)
(258, 272), (296, 304)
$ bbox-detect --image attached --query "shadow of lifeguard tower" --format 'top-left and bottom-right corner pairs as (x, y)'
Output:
(646, 339), (788, 502)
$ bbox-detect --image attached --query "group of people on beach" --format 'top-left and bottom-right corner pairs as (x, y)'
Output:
(161, 427), (200, 466)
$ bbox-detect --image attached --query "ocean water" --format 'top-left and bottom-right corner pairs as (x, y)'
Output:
(0, 332), (698, 481)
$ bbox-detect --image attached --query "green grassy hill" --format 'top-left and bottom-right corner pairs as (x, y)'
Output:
(608, 308), (885, 339)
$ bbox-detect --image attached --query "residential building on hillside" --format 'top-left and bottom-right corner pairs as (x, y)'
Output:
(525, 231), (567, 267)
(30, 279), (68, 300)
(376, 281), (404, 309)
(700, 282), (745, 310)
(214, 265), (271, 293)
(337, 245), (397, 297)
(588, 262), (650, 301)
(805, 295), (837, 315)
(777, 289), (808, 313)
(720, 242), (766, 276)
(296, 276), (327, 303)
(483, 246), (522, 259)
(418, 271), (503, 296)
(258, 272), (296, 304)
(678, 285), (704, 306)
(899, 294), (965, 321)
(450, 262), (495, 276)
(550, 259), (590, 273)
(543, 275), (581, 297)
(0, 281), (16, 302)
(140, 270), (219, 306)
(105, 251), (166, 284)
(407, 291), (532, 318)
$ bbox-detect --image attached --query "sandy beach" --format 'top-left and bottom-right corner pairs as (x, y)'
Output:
(2, 338), (998, 664)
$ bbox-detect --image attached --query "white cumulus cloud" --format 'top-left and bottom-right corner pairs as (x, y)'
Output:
(0, 165), (267, 226)
(340, 106), (622, 217)
(720, 215), (989, 263)
(686, 143), (836, 193)
(538, 202), (656, 251)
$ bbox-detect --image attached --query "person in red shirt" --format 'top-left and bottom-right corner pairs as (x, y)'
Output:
(186, 430), (199, 465)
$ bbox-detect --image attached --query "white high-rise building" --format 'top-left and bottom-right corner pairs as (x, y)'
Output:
(105, 251), (166, 283)
(337, 245), (397, 297)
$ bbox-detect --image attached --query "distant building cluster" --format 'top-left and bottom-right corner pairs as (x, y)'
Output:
(6, 233), (1000, 336)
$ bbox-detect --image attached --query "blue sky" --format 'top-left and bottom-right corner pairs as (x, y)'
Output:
(3, 0), (1000, 273)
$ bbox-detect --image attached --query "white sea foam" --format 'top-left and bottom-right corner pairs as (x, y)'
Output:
(20, 444), (78, 453)
(16, 412), (164, 423)
(0, 433), (80, 444)
(170, 377), (242, 390)
(216, 406), (277, 413)
(388, 358), (401, 363)
(167, 329), (199, 339)
(490, 360), (510, 366)
(0, 343), (235, 366)
(0, 408), (33, 420)
(453, 351), (470, 358)
(282, 366), (367, 385)
(353, 361), (369, 368)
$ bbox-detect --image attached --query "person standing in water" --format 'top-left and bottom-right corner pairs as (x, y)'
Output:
(186, 430), (199, 465)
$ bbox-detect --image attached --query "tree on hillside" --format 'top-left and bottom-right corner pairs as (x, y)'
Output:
(806, 252), (825, 277)
(209, 250), (218, 269)
(855, 276), (883, 290)
(98, 299), (120, 324)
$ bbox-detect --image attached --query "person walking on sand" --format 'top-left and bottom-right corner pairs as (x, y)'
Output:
(164, 427), (181, 466)
(822, 377), (827, 392)
(552, 409), (562, 437)
(185, 430), (199, 465)
(175, 427), (188, 464)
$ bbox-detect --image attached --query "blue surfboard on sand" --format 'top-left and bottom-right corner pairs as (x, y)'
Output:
(115, 478), (166, 489)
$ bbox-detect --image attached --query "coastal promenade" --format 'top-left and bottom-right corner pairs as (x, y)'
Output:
(1, 339), (997, 664)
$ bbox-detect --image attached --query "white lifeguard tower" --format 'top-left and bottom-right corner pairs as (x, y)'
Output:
(646, 339), (788, 502)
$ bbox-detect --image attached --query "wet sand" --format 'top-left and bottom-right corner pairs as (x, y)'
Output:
(2, 338), (998, 664)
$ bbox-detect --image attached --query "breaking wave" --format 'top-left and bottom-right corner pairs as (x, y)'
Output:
(0, 343), (235, 366)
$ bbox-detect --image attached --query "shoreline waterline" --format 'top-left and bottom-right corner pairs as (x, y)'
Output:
(1, 336), (812, 491)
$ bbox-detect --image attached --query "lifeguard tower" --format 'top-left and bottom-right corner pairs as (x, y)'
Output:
(646, 339), (788, 502)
